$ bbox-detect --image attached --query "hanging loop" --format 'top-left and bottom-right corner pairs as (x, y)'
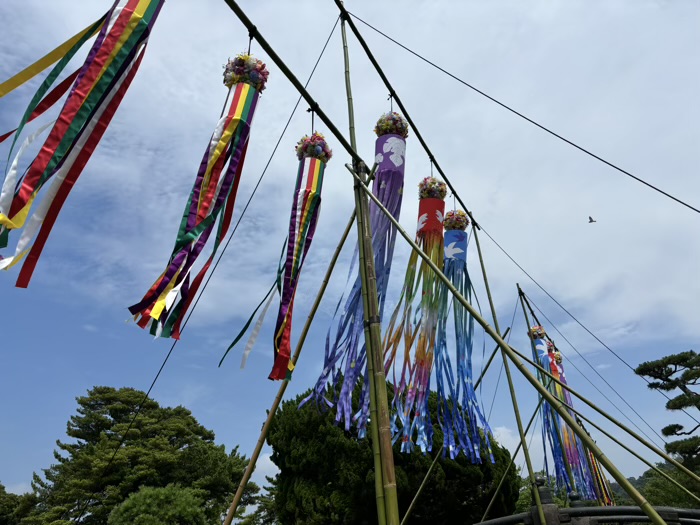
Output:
(387, 93), (393, 112)
(306, 107), (315, 133)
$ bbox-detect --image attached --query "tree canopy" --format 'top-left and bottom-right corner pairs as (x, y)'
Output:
(635, 350), (700, 469)
(251, 384), (519, 524)
(107, 485), (207, 525)
(10, 386), (257, 524)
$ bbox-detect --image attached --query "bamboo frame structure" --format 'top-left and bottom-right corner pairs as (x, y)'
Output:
(216, 2), (691, 523)
(473, 230), (546, 525)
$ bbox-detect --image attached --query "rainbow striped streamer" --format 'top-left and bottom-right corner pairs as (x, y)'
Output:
(0, 0), (163, 287)
(434, 219), (493, 462)
(303, 130), (407, 436)
(383, 178), (446, 453)
(129, 77), (262, 339)
(531, 328), (613, 504)
(270, 149), (327, 380)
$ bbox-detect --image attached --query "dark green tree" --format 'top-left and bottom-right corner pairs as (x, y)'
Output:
(107, 485), (207, 525)
(252, 385), (519, 524)
(0, 483), (36, 525)
(22, 386), (257, 524)
(635, 351), (700, 469)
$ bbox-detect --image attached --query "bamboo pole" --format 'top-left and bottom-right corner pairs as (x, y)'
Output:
(482, 391), (547, 522)
(400, 445), (444, 525)
(517, 287), (578, 495)
(473, 328), (510, 390)
(349, 163), (400, 524)
(506, 343), (700, 487)
(575, 411), (700, 506)
(339, 10), (389, 525)
(472, 229), (546, 525)
(347, 168), (668, 525)
(221, 212), (357, 525)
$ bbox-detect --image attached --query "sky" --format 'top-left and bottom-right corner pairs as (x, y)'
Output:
(1, 0), (699, 507)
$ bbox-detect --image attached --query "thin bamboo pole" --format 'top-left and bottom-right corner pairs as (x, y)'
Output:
(575, 411), (700, 506)
(473, 327), (510, 390)
(399, 445), (444, 525)
(518, 287), (578, 494)
(347, 167), (668, 525)
(482, 391), (547, 522)
(221, 212), (357, 525)
(339, 10), (389, 525)
(472, 229), (546, 525)
(506, 343), (700, 486)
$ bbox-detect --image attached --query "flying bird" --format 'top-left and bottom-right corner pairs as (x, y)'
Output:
(588, 216), (597, 223)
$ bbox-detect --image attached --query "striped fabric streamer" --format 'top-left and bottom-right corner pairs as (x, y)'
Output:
(531, 330), (613, 504)
(434, 220), (493, 462)
(303, 130), (406, 436)
(270, 148), (327, 380)
(129, 64), (265, 339)
(0, 0), (163, 286)
(383, 177), (446, 453)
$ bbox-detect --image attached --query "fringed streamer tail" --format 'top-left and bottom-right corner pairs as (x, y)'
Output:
(129, 82), (259, 336)
(270, 155), (325, 380)
(0, 0), (163, 286)
(434, 229), (494, 462)
(533, 336), (614, 504)
(302, 157), (405, 435)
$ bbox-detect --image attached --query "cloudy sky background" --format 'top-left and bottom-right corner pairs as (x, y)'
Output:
(1, 0), (698, 504)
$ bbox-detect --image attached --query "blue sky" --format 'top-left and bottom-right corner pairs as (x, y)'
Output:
(1, 0), (699, 502)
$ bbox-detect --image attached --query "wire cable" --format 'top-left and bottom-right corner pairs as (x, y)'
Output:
(71, 17), (340, 523)
(486, 299), (518, 418)
(348, 11), (700, 216)
(524, 292), (666, 448)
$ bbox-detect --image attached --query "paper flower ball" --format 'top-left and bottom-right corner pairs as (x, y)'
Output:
(530, 326), (546, 339)
(374, 112), (409, 138)
(444, 209), (469, 231)
(418, 176), (447, 200)
(295, 132), (332, 163)
(223, 53), (270, 91)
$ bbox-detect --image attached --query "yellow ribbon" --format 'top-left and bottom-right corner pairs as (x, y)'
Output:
(0, 19), (104, 98)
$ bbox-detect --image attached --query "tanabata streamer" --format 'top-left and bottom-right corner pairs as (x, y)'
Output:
(128, 53), (269, 338)
(434, 210), (493, 461)
(219, 133), (331, 381)
(383, 176), (446, 453)
(529, 326), (614, 504)
(0, 0), (164, 286)
(304, 112), (408, 436)
(269, 133), (331, 380)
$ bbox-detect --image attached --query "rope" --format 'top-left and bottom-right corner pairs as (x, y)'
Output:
(523, 293), (667, 447)
(71, 17), (340, 523)
(348, 11), (700, 216)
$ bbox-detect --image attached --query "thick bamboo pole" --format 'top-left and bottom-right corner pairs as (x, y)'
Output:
(575, 411), (700, 506)
(518, 287), (578, 495)
(472, 230), (546, 525)
(347, 168), (668, 525)
(506, 344), (700, 487)
(349, 162), (400, 524)
(339, 11), (388, 525)
(482, 392), (548, 522)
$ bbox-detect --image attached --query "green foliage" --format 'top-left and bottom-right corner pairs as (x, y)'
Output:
(19, 386), (257, 524)
(0, 483), (37, 525)
(107, 485), (207, 525)
(251, 385), (519, 524)
(610, 464), (700, 509)
(635, 351), (700, 469)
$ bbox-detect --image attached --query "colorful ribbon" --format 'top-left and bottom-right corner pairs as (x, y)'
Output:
(434, 225), (493, 462)
(129, 79), (260, 338)
(270, 154), (326, 380)
(383, 187), (446, 453)
(303, 132), (406, 436)
(0, 0), (163, 287)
